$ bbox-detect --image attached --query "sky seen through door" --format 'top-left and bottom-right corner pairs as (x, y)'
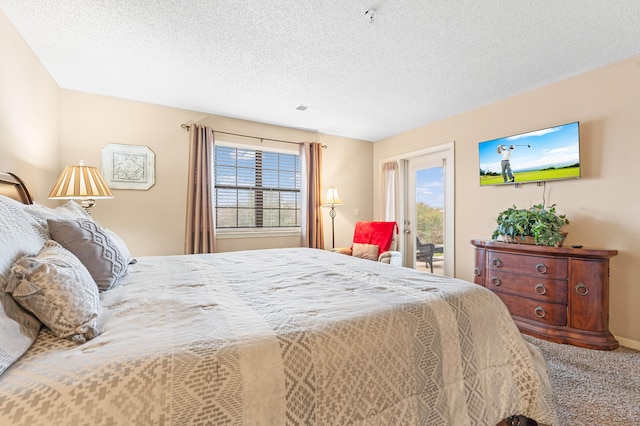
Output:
(416, 167), (444, 209)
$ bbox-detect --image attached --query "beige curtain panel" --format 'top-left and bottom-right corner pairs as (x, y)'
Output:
(185, 124), (216, 254)
(381, 161), (399, 222)
(300, 142), (324, 249)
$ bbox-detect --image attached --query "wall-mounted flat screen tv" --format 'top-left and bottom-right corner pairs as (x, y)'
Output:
(479, 121), (580, 186)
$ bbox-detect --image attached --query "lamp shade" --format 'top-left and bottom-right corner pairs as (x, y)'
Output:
(49, 162), (114, 200)
(323, 186), (343, 206)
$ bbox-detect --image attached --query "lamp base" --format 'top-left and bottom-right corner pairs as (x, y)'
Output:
(80, 198), (96, 213)
(329, 206), (336, 248)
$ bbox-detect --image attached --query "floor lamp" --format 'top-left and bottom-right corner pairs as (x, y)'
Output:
(323, 186), (343, 248)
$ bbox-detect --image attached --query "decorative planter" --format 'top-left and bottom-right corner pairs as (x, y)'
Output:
(504, 235), (537, 245)
(502, 232), (567, 247)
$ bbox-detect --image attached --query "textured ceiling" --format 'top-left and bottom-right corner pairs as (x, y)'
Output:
(2, 1), (640, 142)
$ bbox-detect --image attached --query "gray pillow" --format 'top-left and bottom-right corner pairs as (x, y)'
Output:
(47, 218), (129, 291)
(0, 195), (44, 376)
(6, 240), (100, 343)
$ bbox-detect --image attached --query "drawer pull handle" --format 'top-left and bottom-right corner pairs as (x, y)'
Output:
(534, 283), (547, 295)
(575, 283), (589, 296)
(534, 306), (546, 318)
(491, 258), (502, 267)
(490, 276), (501, 286)
(535, 263), (548, 274)
(474, 267), (481, 276)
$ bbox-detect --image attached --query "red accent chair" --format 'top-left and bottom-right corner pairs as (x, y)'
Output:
(332, 221), (402, 265)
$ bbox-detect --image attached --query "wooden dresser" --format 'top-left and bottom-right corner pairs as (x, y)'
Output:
(471, 240), (618, 350)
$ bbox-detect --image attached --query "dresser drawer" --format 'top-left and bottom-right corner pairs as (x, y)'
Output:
(485, 271), (568, 304)
(495, 292), (567, 326)
(487, 251), (568, 280)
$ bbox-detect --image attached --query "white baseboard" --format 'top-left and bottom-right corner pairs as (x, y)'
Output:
(616, 335), (640, 351)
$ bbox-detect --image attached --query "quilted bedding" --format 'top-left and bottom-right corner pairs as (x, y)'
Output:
(0, 247), (557, 425)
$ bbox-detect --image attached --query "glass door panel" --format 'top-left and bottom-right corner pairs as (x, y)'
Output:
(408, 159), (445, 275)
(414, 166), (445, 274)
(403, 153), (453, 276)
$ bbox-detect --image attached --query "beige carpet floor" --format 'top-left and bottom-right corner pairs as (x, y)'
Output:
(523, 335), (640, 425)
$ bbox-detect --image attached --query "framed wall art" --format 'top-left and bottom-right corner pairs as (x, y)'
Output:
(101, 143), (155, 190)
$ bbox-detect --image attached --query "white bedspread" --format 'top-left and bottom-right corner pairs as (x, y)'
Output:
(0, 248), (557, 425)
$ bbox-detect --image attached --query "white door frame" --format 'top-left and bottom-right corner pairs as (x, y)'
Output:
(380, 142), (455, 276)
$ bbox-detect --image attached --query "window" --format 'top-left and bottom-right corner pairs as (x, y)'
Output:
(214, 145), (301, 230)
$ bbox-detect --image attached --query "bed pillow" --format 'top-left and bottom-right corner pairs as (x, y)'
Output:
(6, 240), (100, 343)
(47, 218), (129, 291)
(352, 243), (379, 260)
(105, 228), (135, 265)
(24, 202), (135, 266)
(0, 195), (48, 284)
(23, 201), (91, 234)
(0, 293), (41, 376)
(0, 195), (44, 376)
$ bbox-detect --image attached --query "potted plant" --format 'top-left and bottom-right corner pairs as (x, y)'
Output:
(491, 203), (569, 246)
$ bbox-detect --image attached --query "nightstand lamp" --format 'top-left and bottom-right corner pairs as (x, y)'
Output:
(49, 161), (114, 212)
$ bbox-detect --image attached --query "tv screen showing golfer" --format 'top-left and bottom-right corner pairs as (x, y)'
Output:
(478, 121), (581, 186)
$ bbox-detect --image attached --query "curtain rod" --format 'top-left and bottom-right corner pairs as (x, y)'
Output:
(181, 123), (327, 148)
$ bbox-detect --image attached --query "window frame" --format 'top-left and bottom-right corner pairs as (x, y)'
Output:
(213, 141), (302, 237)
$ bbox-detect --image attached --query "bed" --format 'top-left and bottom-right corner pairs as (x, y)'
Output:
(0, 172), (558, 425)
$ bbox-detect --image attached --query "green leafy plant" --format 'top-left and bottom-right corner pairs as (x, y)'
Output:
(491, 204), (569, 246)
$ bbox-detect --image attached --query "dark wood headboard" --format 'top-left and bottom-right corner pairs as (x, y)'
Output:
(0, 172), (34, 204)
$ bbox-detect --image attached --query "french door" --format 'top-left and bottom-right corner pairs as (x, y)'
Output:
(402, 145), (454, 276)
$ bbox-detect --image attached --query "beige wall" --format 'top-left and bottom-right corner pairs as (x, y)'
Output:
(373, 56), (640, 347)
(59, 91), (373, 256)
(0, 9), (60, 200)
(59, 91), (198, 256)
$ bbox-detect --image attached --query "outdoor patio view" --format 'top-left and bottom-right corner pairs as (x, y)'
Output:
(415, 166), (445, 273)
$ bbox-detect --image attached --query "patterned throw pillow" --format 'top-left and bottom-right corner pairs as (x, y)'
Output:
(6, 240), (100, 343)
(105, 228), (135, 265)
(47, 218), (129, 292)
(352, 243), (379, 261)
